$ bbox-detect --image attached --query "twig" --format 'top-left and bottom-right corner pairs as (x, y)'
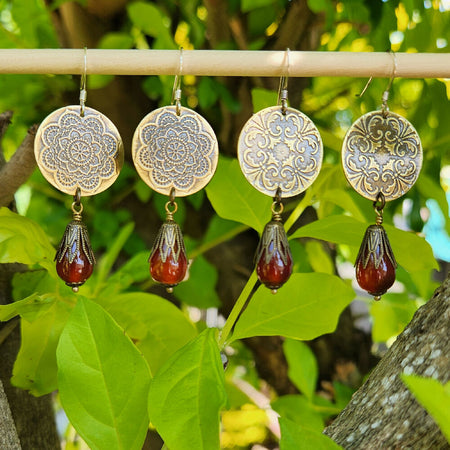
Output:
(0, 123), (38, 207)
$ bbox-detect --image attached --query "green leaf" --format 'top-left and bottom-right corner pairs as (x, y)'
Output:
(175, 255), (221, 308)
(57, 298), (151, 450)
(127, 1), (175, 48)
(279, 417), (343, 450)
(93, 222), (134, 294)
(272, 395), (324, 432)
(231, 273), (354, 341)
(148, 328), (227, 450)
(305, 240), (334, 274)
(401, 375), (450, 442)
(250, 87), (277, 111)
(371, 293), (418, 342)
(99, 251), (149, 297)
(99, 292), (197, 375)
(0, 207), (55, 274)
(290, 215), (365, 247)
(11, 298), (71, 395)
(283, 339), (318, 400)
(206, 157), (272, 234)
(198, 77), (219, 109)
(320, 188), (369, 222)
(291, 215), (438, 272)
(0, 293), (54, 322)
(98, 32), (134, 49)
(384, 224), (439, 272)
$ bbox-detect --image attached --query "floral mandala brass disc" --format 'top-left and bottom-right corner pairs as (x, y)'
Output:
(238, 106), (323, 197)
(342, 110), (422, 201)
(132, 105), (219, 197)
(35, 106), (124, 196)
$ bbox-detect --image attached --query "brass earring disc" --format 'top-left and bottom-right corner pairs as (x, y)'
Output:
(132, 105), (219, 197)
(342, 110), (422, 201)
(237, 106), (323, 198)
(34, 106), (124, 196)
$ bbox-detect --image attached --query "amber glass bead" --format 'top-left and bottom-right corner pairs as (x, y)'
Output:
(56, 246), (94, 290)
(255, 219), (293, 293)
(150, 246), (188, 288)
(355, 224), (396, 300)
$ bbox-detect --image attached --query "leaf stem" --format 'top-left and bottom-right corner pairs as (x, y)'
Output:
(189, 224), (248, 259)
(218, 271), (258, 349)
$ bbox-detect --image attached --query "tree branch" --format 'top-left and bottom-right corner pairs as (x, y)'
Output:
(324, 273), (450, 449)
(0, 124), (37, 208)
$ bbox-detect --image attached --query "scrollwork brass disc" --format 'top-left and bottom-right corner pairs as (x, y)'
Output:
(342, 110), (422, 201)
(237, 106), (323, 197)
(34, 106), (124, 196)
(132, 105), (219, 197)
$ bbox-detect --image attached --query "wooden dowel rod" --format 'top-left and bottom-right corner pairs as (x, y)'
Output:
(0, 49), (448, 78)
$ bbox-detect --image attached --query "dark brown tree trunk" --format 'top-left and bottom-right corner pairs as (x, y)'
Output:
(324, 272), (450, 449)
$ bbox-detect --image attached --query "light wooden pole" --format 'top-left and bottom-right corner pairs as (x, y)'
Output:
(0, 49), (448, 78)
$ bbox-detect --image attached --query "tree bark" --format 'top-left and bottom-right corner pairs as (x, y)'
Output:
(324, 272), (450, 449)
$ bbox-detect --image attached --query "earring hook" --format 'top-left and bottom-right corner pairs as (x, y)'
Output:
(277, 48), (290, 115)
(356, 50), (397, 116)
(381, 51), (397, 116)
(172, 47), (183, 116)
(80, 47), (87, 117)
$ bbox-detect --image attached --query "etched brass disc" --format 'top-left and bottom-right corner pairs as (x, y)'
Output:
(237, 106), (323, 197)
(35, 105), (124, 196)
(132, 105), (219, 197)
(342, 110), (422, 201)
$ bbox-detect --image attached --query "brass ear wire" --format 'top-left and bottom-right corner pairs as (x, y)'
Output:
(171, 47), (183, 116)
(381, 51), (397, 116)
(79, 47), (87, 117)
(277, 48), (290, 115)
(356, 51), (397, 117)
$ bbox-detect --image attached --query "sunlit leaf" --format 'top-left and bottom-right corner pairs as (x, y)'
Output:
(57, 298), (151, 450)
(371, 293), (419, 342)
(231, 273), (354, 341)
(401, 375), (450, 442)
(0, 207), (56, 274)
(11, 298), (71, 395)
(148, 328), (227, 450)
(284, 339), (318, 400)
(290, 215), (438, 272)
(279, 417), (343, 449)
(175, 255), (221, 308)
(272, 395), (324, 432)
(206, 157), (272, 234)
(99, 292), (197, 375)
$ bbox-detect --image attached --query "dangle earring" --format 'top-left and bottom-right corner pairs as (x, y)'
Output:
(34, 48), (124, 292)
(237, 49), (323, 293)
(342, 53), (422, 300)
(132, 48), (219, 293)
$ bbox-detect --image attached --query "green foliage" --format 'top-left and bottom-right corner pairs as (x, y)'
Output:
(57, 298), (151, 450)
(148, 328), (227, 450)
(231, 273), (354, 341)
(206, 156), (273, 234)
(0, 207), (56, 274)
(401, 375), (450, 443)
(283, 339), (318, 400)
(98, 292), (197, 375)
(0, 0), (448, 447)
(279, 417), (343, 450)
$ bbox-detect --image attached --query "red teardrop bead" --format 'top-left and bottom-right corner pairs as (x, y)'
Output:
(150, 246), (188, 287)
(149, 220), (188, 290)
(56, 246), (94, 288)
(355, 224), (397, 299)
(55, 219), (95, 292)
(255, 220), (293, 293)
